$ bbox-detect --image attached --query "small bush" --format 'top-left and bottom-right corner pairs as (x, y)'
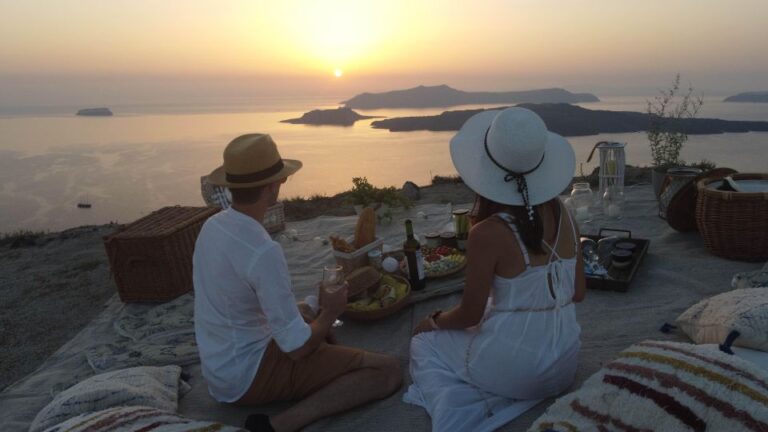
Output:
(431, 175), (464, 185)
(0, 230), (47, 248)
(346, 177), (411, 209)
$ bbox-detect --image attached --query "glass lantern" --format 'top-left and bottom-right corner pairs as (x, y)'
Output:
(587, 141), (626, 203)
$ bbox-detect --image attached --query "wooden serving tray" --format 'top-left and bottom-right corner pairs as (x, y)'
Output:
(584, 228), (650, 292)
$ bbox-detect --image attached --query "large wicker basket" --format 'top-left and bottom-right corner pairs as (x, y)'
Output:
(666, 168), (737, 232)
(103, 206), (220, 302)
(696, 173), (768, 261)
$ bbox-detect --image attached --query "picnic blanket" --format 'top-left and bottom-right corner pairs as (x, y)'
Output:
(1, 186), (766, 432)
(84, 295), (199, 373)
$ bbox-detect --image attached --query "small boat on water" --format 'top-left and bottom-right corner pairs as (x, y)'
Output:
(77, 202), (92, 209)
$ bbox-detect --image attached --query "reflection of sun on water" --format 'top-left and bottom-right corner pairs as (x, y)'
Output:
(334, 69), (343, 77)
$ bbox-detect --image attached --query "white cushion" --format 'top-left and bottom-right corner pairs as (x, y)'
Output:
(30, 366), (187, 432)
(41, 406), (245, 432)
(677, 288), (768, 352)
(529, 340), (768, 432)
(732, 269), (768, 289)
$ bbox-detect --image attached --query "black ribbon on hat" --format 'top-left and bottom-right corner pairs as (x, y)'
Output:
(483, 127), (545, 222)
(226, 159), (285, 184)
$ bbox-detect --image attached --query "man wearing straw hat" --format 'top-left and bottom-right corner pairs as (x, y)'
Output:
(193, 134), (402, 432)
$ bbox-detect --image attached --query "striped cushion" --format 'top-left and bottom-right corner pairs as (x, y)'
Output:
(677, 288), (768, 352)
(30, 366), (186, 432)
(41, 406), (245, 432)
(529, 340), (768, 432)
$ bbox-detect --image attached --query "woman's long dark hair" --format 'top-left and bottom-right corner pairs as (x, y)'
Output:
(471, 194), (557, 254)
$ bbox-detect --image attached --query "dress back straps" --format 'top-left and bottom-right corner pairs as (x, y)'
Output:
(496, 213), (531, 268)
(562, 200), (579, 251)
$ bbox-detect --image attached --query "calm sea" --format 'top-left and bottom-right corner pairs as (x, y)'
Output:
(1, 96), (767, 232)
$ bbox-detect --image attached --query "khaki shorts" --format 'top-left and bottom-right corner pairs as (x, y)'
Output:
(235, 341), (366, 405)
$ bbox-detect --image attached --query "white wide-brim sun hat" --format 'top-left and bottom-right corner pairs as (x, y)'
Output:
(450, 107), (575, 206)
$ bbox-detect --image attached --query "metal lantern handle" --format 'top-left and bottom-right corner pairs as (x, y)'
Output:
(586, 141), (608, 163)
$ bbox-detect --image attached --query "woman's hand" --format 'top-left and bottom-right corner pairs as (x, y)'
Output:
(412, 315), (436, 336)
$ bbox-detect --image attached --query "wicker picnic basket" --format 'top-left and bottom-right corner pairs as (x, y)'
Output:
(103, 206), (220, 303)
(696, 173), (768, 261)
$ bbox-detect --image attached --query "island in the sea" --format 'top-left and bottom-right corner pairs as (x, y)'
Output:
(724, 92), (768, 103)
(281, 107), (377, 126)
(342, 84), (599, 109)
(371, 103), (768, 136)
(76, 107), (113, 116)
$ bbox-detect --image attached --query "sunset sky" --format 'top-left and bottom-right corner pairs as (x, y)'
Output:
(2, 0), (768, 104)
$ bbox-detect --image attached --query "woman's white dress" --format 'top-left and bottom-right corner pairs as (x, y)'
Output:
(404, 211), (581, 432)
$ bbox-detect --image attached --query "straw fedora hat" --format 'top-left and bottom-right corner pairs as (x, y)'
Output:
(209, 134), (302, 189)
(450, 107), (574, 212)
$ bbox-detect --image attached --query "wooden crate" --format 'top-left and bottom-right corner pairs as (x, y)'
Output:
(103, 206), (220, 303)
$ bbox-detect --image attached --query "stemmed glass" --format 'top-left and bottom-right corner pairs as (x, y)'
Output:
(322, 265), (345, 328)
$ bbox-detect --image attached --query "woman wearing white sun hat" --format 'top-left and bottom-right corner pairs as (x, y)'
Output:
(404, 107), (586, 431)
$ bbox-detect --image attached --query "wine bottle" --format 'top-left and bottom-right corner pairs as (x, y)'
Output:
(403, 219), (426, 291)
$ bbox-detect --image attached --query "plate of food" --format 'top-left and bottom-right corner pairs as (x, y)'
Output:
(344, 273), (411, 321)
(421, 245), (466, 278)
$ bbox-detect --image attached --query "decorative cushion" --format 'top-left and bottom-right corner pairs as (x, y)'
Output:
(41, 406), (245, 432)
(732, 269), (768, 289)
(529, 340), (768, 432)
(30, 366), (188, 432)
(677, 288), (768, 352)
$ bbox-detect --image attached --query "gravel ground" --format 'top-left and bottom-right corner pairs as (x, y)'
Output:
(0, 225), (117, 391)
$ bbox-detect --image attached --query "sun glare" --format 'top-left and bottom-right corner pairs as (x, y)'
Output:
(334, 69), (343, 77)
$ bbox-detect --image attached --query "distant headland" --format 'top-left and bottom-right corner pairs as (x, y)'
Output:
(341, 85), (599, 109)
(371, 103), (768, 136)
(281, 107), (377, 126)
(724, 92), (768, 103)
(76, 107), (113, 116)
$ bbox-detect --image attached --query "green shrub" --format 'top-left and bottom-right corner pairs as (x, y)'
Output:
(646, 74), (704, 169)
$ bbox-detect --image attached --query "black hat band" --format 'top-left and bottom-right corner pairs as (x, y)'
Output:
(225, 159), (285, 183)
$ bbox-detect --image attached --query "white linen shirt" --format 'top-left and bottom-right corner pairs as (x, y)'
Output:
(192, 207), (311, 402)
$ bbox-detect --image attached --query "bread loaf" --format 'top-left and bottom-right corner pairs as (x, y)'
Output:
(354, 207), (376, 249)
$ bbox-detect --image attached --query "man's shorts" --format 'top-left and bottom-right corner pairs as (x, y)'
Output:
(235, 341), (366, 405)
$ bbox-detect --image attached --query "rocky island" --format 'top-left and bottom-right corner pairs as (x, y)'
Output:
(76, 107), (113, 116)
(724, 92), (768, 103)
(342, 84), (599, 109)
(371, 103), (768, 136)
(281, 107), (377, 126)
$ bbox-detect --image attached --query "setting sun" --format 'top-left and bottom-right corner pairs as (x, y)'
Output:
(334, 69), (343, 78)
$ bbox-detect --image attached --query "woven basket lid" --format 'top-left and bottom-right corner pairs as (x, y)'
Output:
(345, 266), (382, 298)
(667, 168), (737, 232)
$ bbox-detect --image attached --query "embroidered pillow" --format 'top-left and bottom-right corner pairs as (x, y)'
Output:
(41, 406), (245, 432)
(30, 366), (188, 432)
(529, 340), (768, 432)
(676, 288), (768, 352)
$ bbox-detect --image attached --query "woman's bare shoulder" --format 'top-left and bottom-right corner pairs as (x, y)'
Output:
(469, 216), (511, 245)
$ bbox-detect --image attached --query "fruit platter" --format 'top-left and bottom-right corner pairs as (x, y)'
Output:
(344, 273), (412, 321)
(421, 245), (467, 278)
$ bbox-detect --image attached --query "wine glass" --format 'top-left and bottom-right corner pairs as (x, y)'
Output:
(322, 265), (345, 327)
